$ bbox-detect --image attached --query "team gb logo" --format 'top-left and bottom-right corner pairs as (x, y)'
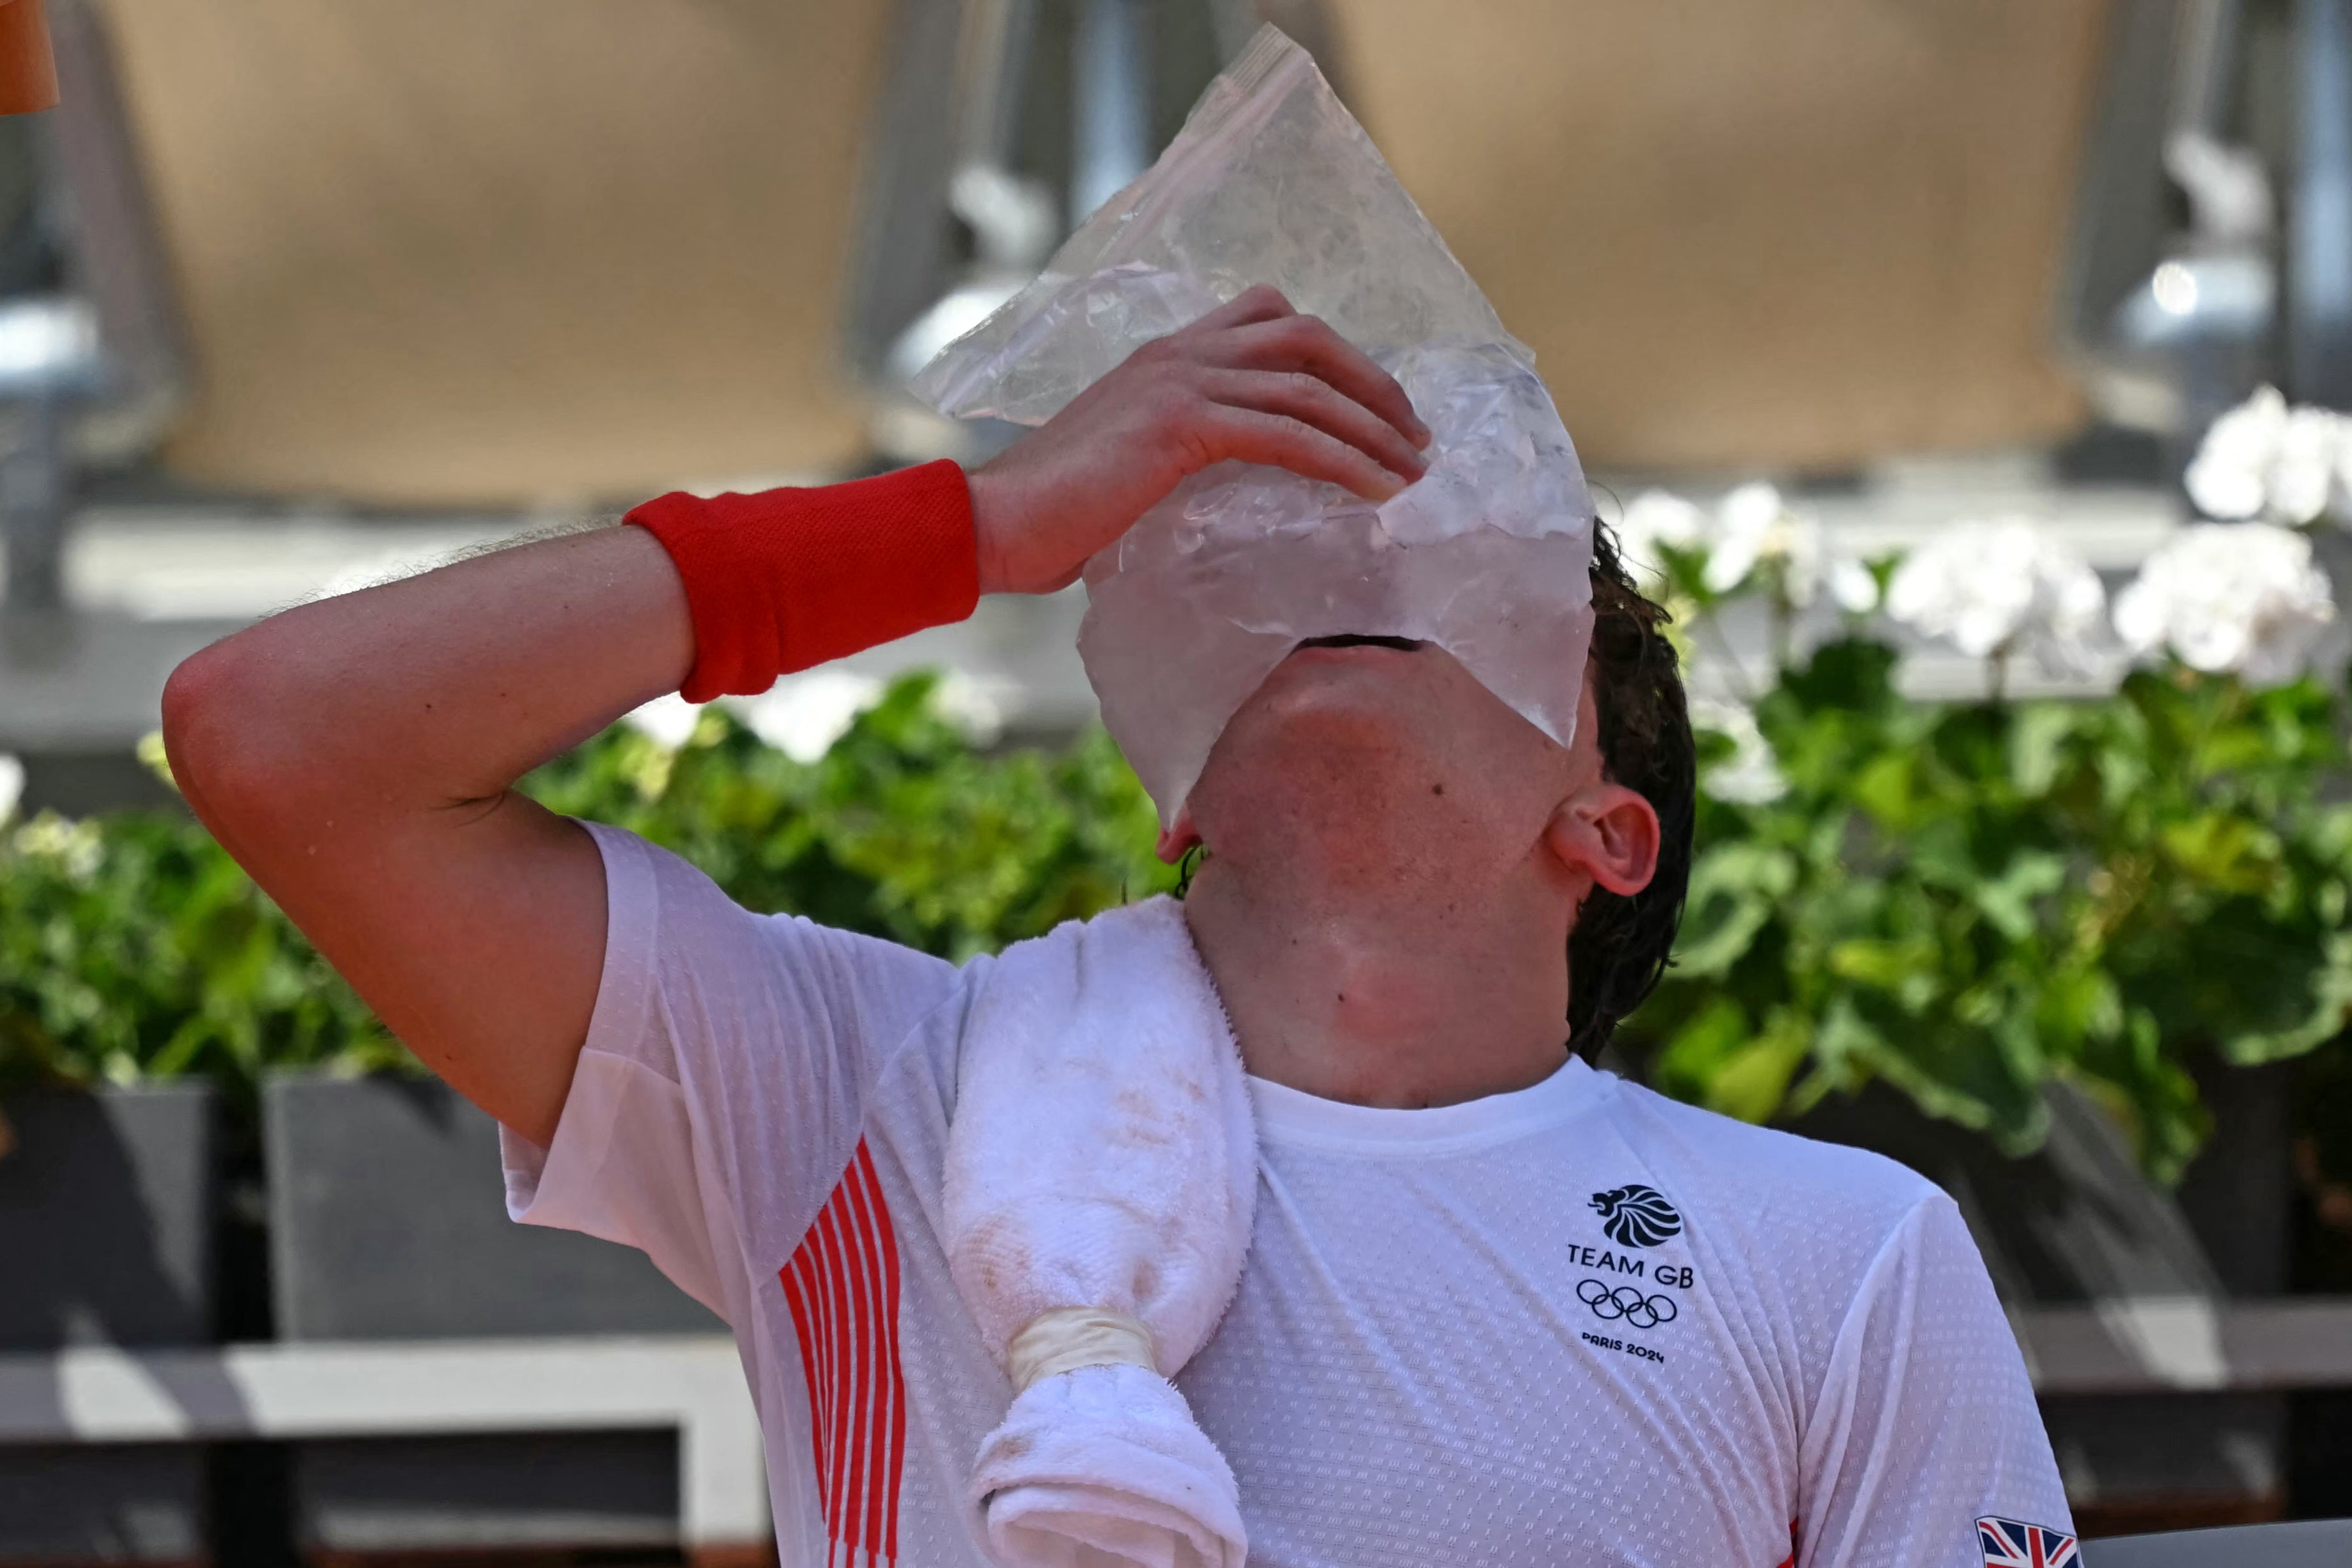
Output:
(1589, 1184), (1683, 1248)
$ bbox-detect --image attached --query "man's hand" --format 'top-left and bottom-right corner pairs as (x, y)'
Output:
(968, 285), (1432, 595)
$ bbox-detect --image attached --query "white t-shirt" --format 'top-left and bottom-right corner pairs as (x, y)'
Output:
(503, 823), (2074, 1567)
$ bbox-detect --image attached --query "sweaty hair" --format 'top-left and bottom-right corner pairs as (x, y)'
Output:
(1568, 520), (1696, 1057)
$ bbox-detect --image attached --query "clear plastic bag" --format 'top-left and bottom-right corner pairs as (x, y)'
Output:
(913, 26), (1595, 825)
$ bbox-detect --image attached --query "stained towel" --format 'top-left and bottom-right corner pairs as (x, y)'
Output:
(945, 894), (1258, 1568)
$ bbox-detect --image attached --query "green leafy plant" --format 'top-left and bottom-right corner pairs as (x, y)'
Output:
(0, 805), (399, 1110)
(6, 538), (2348, 1182)
(1616, 488), (2352, 1182)
(0, 673), (1175, 1111)
(1631, 641), (2352, 1180)
(524, 672), (1175, 961)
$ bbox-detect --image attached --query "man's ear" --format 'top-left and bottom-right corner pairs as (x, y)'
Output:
(1155, 804), (1203, 865)
(1543, 785), (1660, 897)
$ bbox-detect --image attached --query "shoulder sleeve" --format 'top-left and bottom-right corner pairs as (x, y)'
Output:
(1796, 1193), (2074, 1568)
(498, 820), (965, 1325)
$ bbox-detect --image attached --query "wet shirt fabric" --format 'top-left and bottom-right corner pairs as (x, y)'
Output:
(503, 823), (2073, 1568)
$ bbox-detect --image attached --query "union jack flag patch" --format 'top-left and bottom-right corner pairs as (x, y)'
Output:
(1977, 1515), (2078, 1568)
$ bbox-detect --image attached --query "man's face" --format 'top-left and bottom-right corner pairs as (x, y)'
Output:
(1163, 635), (1614, 901)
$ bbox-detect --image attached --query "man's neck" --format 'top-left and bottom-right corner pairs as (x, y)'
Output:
(1178, 859), (1575, 1110)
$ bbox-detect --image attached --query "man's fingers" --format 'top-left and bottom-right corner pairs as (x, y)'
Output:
(1198, 404), (1410, 502)
(1214, 315), (1431, 450)
(1201, 368), (1429, 486)
(1186, 284), (1296, 334)
(1168, 291), (1432, 460)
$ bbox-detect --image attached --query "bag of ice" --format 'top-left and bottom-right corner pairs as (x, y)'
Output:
(911, 24), (1595, 826)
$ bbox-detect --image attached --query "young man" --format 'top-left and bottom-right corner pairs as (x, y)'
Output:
(164, 288), (2072, 1566)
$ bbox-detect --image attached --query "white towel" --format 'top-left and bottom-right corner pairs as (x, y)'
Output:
(945, 894), (1258, 1568)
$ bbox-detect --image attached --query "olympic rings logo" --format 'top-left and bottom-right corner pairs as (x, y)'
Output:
(1577, 1277), (1678, 1330)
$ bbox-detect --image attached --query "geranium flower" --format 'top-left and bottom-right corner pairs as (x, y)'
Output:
(729, 672), (887, 763)
(1885, 518), (2105, 665)
(1614, 489), (1706, 581)
(1688, 697), (1787, 804)
(2185, 386), (2352, 525)
(621, 693), (704, 752)
(1702, 483), (1824, 604)
(2112, 521), (2335, 685)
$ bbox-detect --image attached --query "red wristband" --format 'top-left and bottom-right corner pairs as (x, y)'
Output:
(627, 459), (981, 702)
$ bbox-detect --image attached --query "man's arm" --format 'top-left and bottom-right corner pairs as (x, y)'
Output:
(164, 525), (690, 1147)
(161, 286), (1429, 1147)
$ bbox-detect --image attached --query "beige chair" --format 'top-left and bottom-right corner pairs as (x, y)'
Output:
(94, 0), (896, 506)
(1320, 0), (2113, 471)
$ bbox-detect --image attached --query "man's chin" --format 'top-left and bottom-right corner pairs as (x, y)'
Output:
(1204, 697), (1429, 819)
(1239, 666), (1421, 747)
(1200, 641), (1457, 807)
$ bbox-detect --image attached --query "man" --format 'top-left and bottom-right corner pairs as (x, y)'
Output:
(164, 288), (2072, 1565)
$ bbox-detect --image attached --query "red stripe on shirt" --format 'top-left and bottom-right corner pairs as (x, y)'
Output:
(869, 1141), (909, 1564)
(813, 1213), (851, 1542)
(781, 1137), (907, 1565)
(778, 1267), (826, 1509)
(846, 1166), (881, 1553)
(846, 1151), (893, 1555)
(825, 1199), (865, 1546)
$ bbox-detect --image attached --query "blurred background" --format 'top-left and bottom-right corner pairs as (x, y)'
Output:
(5, 0), (2352, 1562)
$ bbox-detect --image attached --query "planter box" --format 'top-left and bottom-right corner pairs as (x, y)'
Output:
(263, 1071), (720, 1554)
(0, 1083), (215, 1562)
(264, 1072), (718, 1339)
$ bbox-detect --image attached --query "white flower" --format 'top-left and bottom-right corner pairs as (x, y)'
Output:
(629, 670), (1007, 763)
(1612, 481), (1874, 613)
(620, 693), (704, 752)
(13, 812), (101, 880)
(2274, 406), (2345, 525)
(1826, 556), (1881, 615)
(2184, 390), (2279, 519)
(1702, 483), (1825, 605)
(2184, 386), (2352, 524)
(1885, 518), (2106, 664)
(2112, 521), (2335, 685)
(0, 754), (20, 823)
(1689, 697), (1786, 804)
(929, 670), (1011, 747)
(1614, 489), (1706, 580)
(727, 671), (885, 763)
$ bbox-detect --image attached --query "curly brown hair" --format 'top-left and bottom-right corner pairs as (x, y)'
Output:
(1568, 520), (1696, 1055)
